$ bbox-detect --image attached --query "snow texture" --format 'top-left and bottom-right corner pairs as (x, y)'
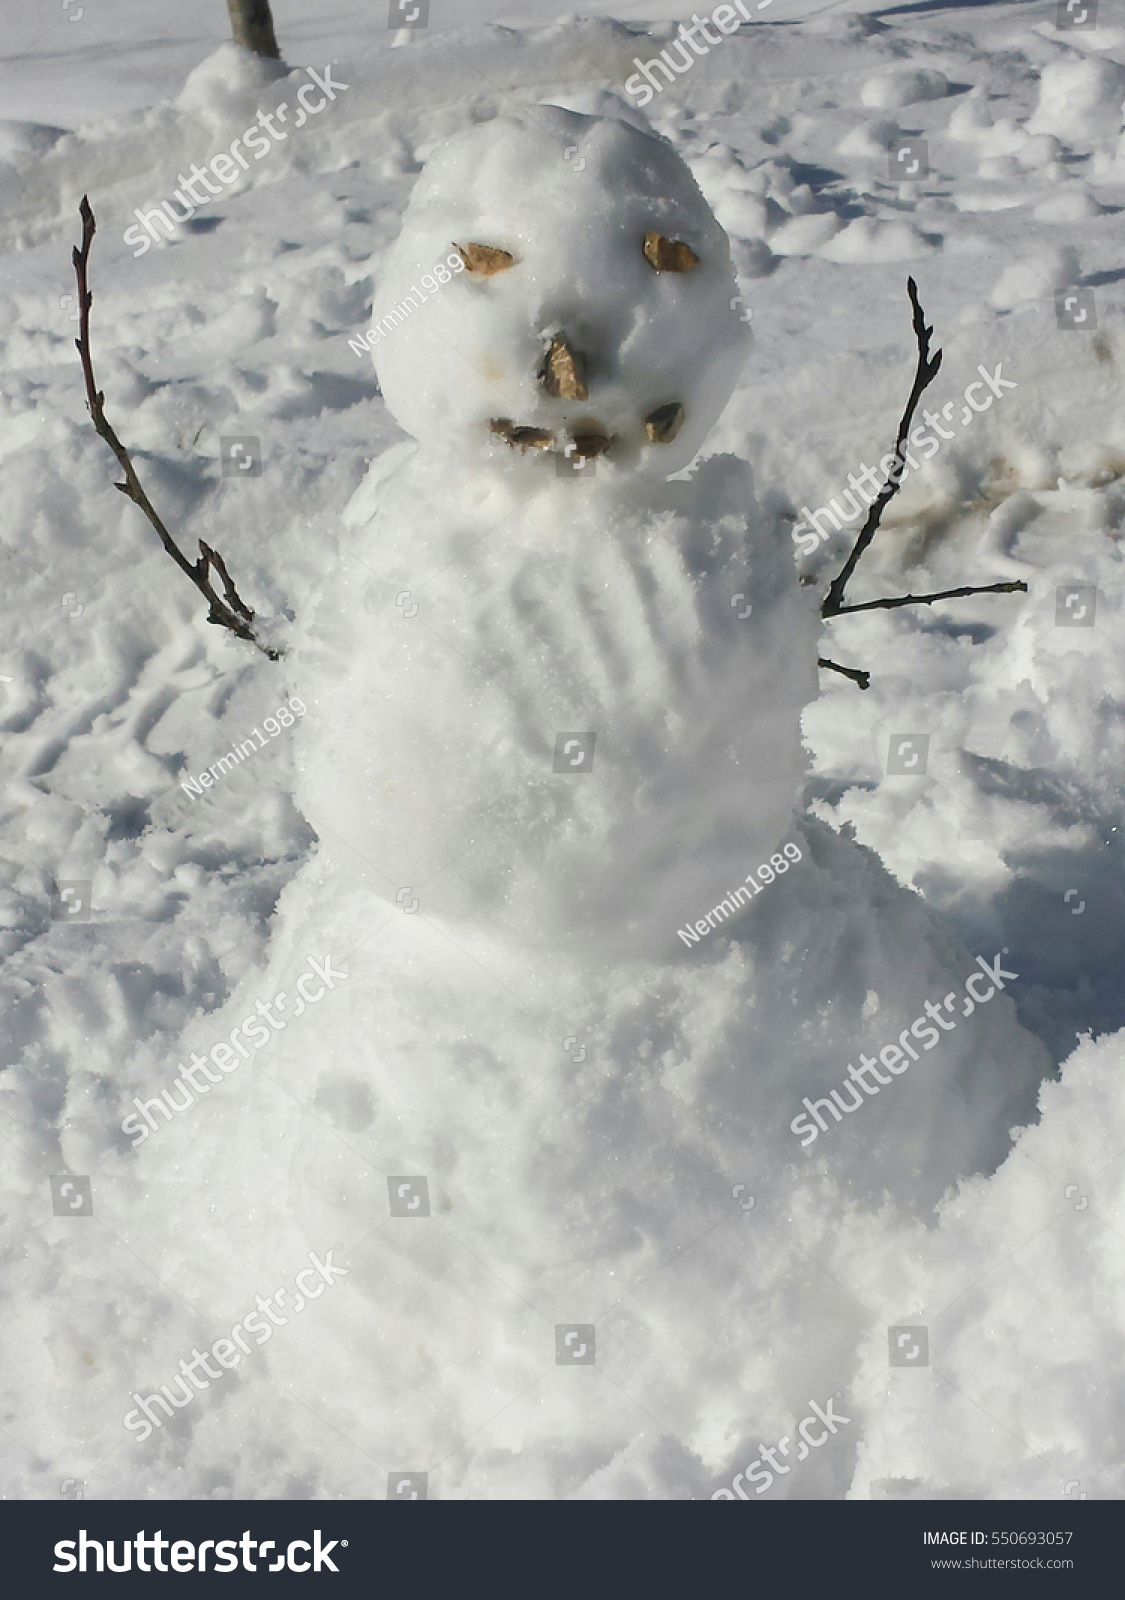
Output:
(2, 0), (1125, 1505)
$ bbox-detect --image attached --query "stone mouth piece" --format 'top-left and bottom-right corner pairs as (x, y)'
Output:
(490, 418), (614, 458)
(643, 401), (685, 444)
(490, 419), (555, 450)
(643, 232), (700, 272)
(541, 333), (589, 401)
(568, 426), (613, 459)
(454, 242), (517, 275)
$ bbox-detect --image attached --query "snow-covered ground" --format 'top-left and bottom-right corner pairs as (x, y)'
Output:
(2, 0), (1124, 1501)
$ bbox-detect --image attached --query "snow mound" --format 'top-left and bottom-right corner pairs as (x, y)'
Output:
(852, 1027), (1125, 1499)
(769, 212), (844, 255)
(1092, 126), (1125, 181)
(818, 217), (933, 264)
(715, 191), (771, 240)
(175, 42), (291, 133)
(688, 150), (821, 245)
(860, 68), (948, 111)
(989, 245), (1080, 309)
(837, 118), (903, 160)
(1033, 183), (1103, 223)
(947, 90), (1063, 169)
(539, 88), (652, 133)
(369, 106), (750, 480)
(0, 120), (68, 164)
(121, 810), (1051, 1498)
(1027, 57), (1125, 144)
(947, 88), (996, 141)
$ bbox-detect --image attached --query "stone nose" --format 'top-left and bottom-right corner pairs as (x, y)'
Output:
(541, 332), (589, 400)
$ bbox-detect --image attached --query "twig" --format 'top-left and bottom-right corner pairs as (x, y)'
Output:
(821, 277), (941, 620)
(199, 541), (255, 622)
(833, 579), (1027, 616)
(818, 657), (870, 690)
(816, 277), (1028, 689)
(72, 195), (281, 659)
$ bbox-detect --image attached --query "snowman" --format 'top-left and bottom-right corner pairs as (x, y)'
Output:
(260, 100), (1047, 1218)
(126, 108), (1053, 1496)
(280, 103), (1049, 1190)
(299, 104), (819, 962)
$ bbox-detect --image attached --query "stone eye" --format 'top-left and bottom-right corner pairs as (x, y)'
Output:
(643, 232), (699, 272)
(454, 242), (517, 274)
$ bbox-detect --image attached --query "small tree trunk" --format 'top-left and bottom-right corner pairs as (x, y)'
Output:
(227, 0), (280, 59)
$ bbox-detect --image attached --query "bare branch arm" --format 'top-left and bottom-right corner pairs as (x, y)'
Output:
(812, 277), (1029, 689)
(818, 657), (871, 690)
(832, 579), (1027, 616)
(821, 276), (942, 620)
(72, 196), (281, 659)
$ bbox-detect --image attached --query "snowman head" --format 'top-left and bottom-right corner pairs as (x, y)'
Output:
(368, 106), (750, 479)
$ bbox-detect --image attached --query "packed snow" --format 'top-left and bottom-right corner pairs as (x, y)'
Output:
(1, 0), (1124, 1504)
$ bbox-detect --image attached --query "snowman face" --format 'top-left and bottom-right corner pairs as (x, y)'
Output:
(369, 107), (751, 478)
